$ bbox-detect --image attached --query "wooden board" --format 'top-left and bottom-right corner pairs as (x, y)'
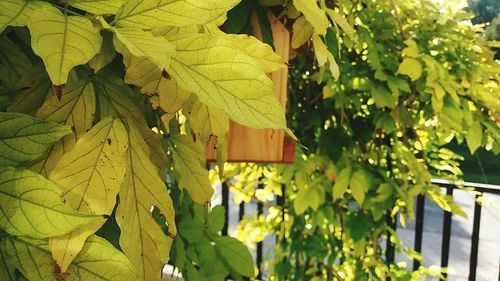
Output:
(207, 12), (293, 163)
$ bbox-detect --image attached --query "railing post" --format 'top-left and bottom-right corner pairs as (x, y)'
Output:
(413, 194), (425, 270)
(441, 186), (453, 279)
(386, 212), (396, 264)
(221, 181), (229, 236)
(256, 181), (264, 279)
(469, 192), (483, 281)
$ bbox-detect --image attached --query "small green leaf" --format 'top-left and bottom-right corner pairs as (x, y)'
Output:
(466, 122), (483, 154)
(28, 5), (102, 85)
(0, 167), (101, 238)
(208, 205), (226, 234)
(333, 166), (352, 201)
(1, 235), (138, 281)
(214, 236), (254, 277)
(350, 168), (369, 207)
(397, 58), (422, 81)
(0, 112), (71, 167)
(178, 217), (204, 244)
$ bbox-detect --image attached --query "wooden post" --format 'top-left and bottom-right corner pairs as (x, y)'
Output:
(207, 12), (294, 163)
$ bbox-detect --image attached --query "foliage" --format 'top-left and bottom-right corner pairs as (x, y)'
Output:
(0, 0), (289, 280)
(225, 0), (499, 280)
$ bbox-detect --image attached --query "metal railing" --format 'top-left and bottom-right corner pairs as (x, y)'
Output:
(219, 179), (500, 280)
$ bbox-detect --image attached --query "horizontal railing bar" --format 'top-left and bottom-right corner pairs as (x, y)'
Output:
(431, 179), (500, 194)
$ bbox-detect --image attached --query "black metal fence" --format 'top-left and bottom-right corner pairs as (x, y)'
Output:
(218, 179), (500, 280)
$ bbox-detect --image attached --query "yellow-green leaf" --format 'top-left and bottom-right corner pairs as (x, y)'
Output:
(397, 58), (422, 81)
(32, 79), (96, 176)
(169, 33), (286, 129)
(291, 16), (313, 49)
(326, 9), (355, 39)
(0, 0), (47, 33)
(27, 5), (102, 85)
(293, 0), (329, 35)
(116, 122), (176, 281)
(0, 167), (101, 238)
(48, 116), (128, 270)
(312, 33), (339, 79)
(170, 134), (213, 204)
(1, 235), (137, 281)
(0, 112), (71, 167)
(221, 34), (285, 73)
(114, 0), (239, 29)
(184, 96), (229, 145)
(49, 116), (128, 215)
(69, 0), (123, 15)
(150, 79), (191, 116)
(466, 122), (483, 154)
(350, 168), (369, 207)
(333, 166), (352, 201)
(113, 27), (175, 71)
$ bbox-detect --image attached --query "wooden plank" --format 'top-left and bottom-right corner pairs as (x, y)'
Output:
(207, 12), (292, 163)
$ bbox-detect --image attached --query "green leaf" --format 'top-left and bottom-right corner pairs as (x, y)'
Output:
(312, 33), (339, 79)
(199, 259), (230, 281)
(466, 122), (483, 154)
(184, 96), (229, 145)
(0, 112), (71, 167)
(397, 58), (422, 81)
(88, 31), (116, 73)
(116, 122), (176, 281)
(114, 0), (239, 29)
(0, 35), (32, 91)
(326, 9), (355, 39)
(333, 166), (352, 201)
(350, 168), (369, 207)
(1, 235), (138, 281)
(169, 33), (286, 129)
(0, 0), (47, 33)
(208, 205), (225, 234)
(214, 236), (254, 277)
(291, 16), (313, 49)
(402, 39), (419, 58)
(169, 134), (213, 204)
(293, 0), (329, 35)
(371, 85), (396, 108)
(112, 27), (175, 71)
(0, 167), (101, 238)
(27, 5), (102, 85)
(294, 189), (309, 215)
(6, 65), (52, 115)
(178, 217), (204, 244)
(344, 212), (372, 242)
(69, 0), (122, 15)
(32, 79), (96, 176)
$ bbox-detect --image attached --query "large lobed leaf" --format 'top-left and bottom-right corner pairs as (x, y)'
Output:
(0, 167), (101, 239)
(0, 112), (71, 167)
(32, 79), (96, 176)
(27, 5), (102, 85)
(169, 33), (286, 129)
(1, 235), (137, 281)
(114, 0), (239, 29)
(0, 0), (46, 33)
(48, 116), (128, 271)
(116, 122), (176, 281)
